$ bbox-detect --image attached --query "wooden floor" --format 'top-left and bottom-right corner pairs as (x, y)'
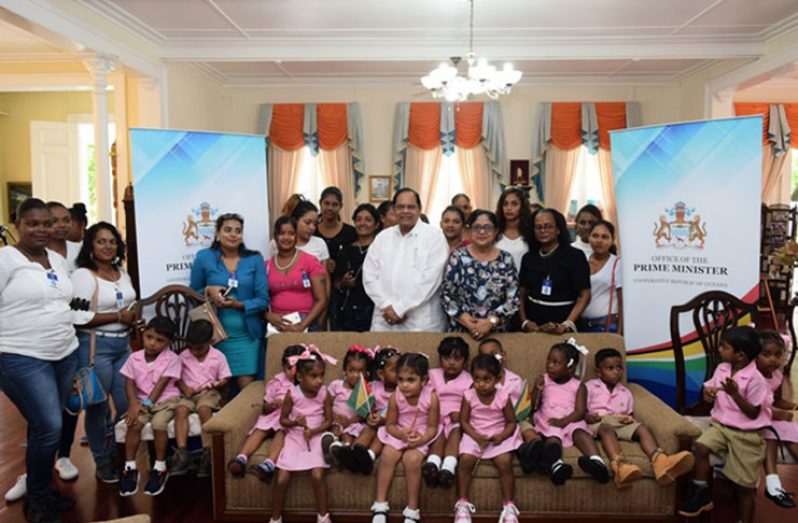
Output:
(1, 366), (797, 522)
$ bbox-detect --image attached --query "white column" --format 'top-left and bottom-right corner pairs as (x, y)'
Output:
(83, 54), (116, 223)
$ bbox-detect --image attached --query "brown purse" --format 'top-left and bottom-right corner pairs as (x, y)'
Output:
(188, 299), (229, 344)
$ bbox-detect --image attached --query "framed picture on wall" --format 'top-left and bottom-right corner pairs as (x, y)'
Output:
(6, 182), (31, 223)
(369, 175), (392, 203)
(509, 159), (530, 186)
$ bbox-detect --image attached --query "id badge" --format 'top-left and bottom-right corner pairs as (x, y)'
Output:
(115, 290), (124, 309)
(301, 271), (311, 288)
(46, 270), (59, 288)
(541, 276), (553, 296)
(228, 273), (238, 289)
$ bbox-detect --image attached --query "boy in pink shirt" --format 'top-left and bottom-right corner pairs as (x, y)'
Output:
(119, 317), (180, 497)
(679, 326), (772, 521)
(172, 319), (232, 477)
(586, 348), (693, 489)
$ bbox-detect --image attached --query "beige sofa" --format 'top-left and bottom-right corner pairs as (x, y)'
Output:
(204, 332), (701, 521)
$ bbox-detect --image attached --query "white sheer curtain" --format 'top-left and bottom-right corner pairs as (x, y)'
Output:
(268, 144), (305, 221)
(597, 148), (618, 227)
(404, 145), (443, 213)
(544, 145), (581, 215)
(762, 144), (789, 203)
(456, 145), (493, 212)
(318, 144), (357, 217)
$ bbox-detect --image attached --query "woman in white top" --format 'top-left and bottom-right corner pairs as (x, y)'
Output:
(58, 222), (138, 484)
(572, 204), (603, 259)
(495, 187), (533, 274)
(579, 221), (622, 334)
(0, 198), (79, 521)
(46, 201), (81, 273)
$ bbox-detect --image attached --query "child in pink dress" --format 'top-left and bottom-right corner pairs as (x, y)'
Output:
(351, 346), (400, 475)
(757, 331), (798, 509)
(424, 337), (472, 488)
(228, 344), (304, 483)
(270, 346), (337, 523)
(454, 354), (522, 523)
(478, 338), (543, 474)
(532, 340), (610, 486)
(372, 353), (441, 523)
(322, 345), (372, 471)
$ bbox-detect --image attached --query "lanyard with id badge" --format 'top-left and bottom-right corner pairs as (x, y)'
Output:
(301, 271), (311, 289)
(46, 270), (59, 289)
(541, 274), (553, 296)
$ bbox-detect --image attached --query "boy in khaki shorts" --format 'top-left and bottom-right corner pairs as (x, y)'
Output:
(172, 319), (231, 477)
(586, 348), (694, 489)
(678, 326), (772, 522)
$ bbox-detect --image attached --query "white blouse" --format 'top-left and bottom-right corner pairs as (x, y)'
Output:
(582, 254), (622, 319)
(71, 268), (137, 334)
(65, 240), (81, 274)
(0, 247), (78, 360)
(269, 236), (330, 262)
(572, 237), (593, 259)
(495, 234), (529, 274)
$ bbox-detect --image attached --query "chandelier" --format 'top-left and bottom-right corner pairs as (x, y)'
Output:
(421, 0), (522, 101)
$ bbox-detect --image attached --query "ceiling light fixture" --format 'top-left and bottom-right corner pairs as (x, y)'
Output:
(421, 0), (522, 101)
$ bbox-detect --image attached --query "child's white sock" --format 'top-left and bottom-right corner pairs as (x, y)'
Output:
(441, 456), (458, 473)
(153, 460), (167, 472)
(236, 453), (249, 463)
(589, 455), (604, 465)
(330, 440), (343, 449)
(268, 518), (282, 523)
(402, 506), (420, 523)
(551, 459), (564, 471)
(367, 449), (376, 461)
(425, 454), (441, 468)
(371, 501), (389, 523)
(692, 479), (708, 488)
(766, 474), (784, 496)
(125, 460), (137, 471)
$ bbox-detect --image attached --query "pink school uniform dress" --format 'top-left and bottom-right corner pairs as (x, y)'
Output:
(276, 385), (330, 471)
(497, 368), (525, 406)
(120, 349), (181, 402)
(429, 368), (472, 437)
(378, 385), (441, 454)
(371, 380), (393, 419)
(459, 388), (522, 459)
(250, 372), (294, 434)
(533, 374), (589, 447)
(764, 370), (798, 443)
(328, 378), (366, 437)
(179, 347), (232, 390)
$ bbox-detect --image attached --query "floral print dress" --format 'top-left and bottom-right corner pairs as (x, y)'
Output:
(441, 247), (519, 331)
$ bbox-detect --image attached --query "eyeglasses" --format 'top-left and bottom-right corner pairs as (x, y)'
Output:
(470, 224), (496, 233)
(534, 224), (556, 231)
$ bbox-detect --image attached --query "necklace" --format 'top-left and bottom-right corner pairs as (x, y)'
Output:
(539, 244), (559, 258)
(357, 239), (373, 255)
(274, 250), (299, 271)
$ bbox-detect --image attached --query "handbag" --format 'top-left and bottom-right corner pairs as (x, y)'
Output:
(189, 298), (229, 344)
(65, 273), (108, 415)
(605, 256), (621, 333)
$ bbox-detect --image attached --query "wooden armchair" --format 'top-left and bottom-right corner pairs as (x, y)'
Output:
(670, 290), (757, 416)
(132, 284), (205, 353)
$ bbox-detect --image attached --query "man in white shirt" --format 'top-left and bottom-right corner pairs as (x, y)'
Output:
(363, 188), (449, 332)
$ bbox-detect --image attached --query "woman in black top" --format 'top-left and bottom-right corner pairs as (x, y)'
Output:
(314, 186), (357, 273)
(518, 208), (591, 335)
(332, 203), (379, 331)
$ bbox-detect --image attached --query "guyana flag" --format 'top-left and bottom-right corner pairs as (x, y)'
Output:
(347, 372), (374, 418)
(514, 381), (532, 421)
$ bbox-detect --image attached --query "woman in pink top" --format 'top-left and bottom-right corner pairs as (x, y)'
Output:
(372, 354), (441, 523)
(264, 216), (328, 333)
(424, 337), (472, 489)
(532, 341), (610, 486)
(455, 354), (522, 523)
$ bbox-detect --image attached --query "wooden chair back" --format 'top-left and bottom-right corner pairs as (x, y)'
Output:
(670, 290), (757, 415)
(133, 284), (205, 353)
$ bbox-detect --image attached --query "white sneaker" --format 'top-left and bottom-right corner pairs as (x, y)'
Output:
(55, 457), (79, 481)
(4, 474), (26, 501)
(498, 502), (520, 523)
(454, 499), (476, 522)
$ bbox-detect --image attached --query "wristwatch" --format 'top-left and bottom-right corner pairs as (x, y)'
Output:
(141, 398), (153, 409)
(488, 315), (499, 328)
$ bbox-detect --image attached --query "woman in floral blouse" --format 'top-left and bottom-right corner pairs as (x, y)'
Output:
(441, 209), (520, 340)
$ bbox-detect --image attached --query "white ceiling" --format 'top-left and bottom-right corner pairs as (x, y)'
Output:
(5, 0), (798, 84)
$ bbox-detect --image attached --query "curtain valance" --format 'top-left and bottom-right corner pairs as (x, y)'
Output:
(393, 101), (506, 191)
(258, 102), (366, 191)
(734, 102), (798, 155)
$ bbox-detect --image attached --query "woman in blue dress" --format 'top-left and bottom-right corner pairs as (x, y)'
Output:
(190, 213), (269, 390)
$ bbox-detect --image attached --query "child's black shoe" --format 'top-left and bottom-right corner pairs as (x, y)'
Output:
(765, 488), (796, 509)
(437, 468), (455, 489)
(538, 440), (562, 474)
(517, 439), (544, 474)
(678, 482), (714, 517)
(421, 461), (439, 488)
(352, 444), (374, 475)
(578, 456), (610, 484)
(550, 461), (572, 486)
(334, 445), (358, 472)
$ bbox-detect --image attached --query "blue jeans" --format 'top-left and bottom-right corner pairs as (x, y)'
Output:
(0, 350), (78, 500)
(59, 332), (130, 465)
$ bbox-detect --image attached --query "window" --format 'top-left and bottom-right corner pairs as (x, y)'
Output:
(427, 154), (465, 225)
(566, 146), (604, 222)
(294, 147), (326, 203)
(791, 148), (798, 204)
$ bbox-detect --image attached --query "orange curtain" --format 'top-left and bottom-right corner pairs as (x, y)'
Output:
(734, 103), (770, 145)
(317, 103), (348, 150)
(550, 103), (582, 149)
(408, 103), (441, 149)
(269, 104), (305, 150)
(454, 102), (483, 148)
(595, 102), (627, 150)
(783, 104), (798, 140)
